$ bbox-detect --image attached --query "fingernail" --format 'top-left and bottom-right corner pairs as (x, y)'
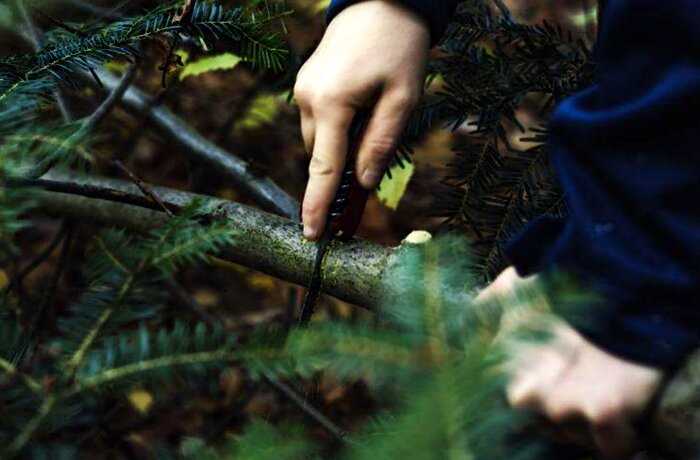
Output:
(361, 169), (381, 188)
(304, 225), (318, 241)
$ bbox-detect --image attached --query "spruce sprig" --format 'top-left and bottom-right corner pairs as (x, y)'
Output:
(0, 1), (288, 115)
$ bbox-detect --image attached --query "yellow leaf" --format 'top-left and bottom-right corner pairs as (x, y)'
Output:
(314, 0), (331, 14)
(376, 161), (415, 210)
(179, 52), (241, 81)
(128, 389), (154, 415)
(175, 49), (190, 65)
(235, 93), (281, 132)
(0, 270), (8, 289)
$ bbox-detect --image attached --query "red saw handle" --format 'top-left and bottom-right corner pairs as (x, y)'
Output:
(301, 111), (372, 241)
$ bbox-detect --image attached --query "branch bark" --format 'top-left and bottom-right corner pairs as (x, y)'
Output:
(28, 171), (392, 309)
(9, 172), (700, 457)
(94, 69), (300, 221)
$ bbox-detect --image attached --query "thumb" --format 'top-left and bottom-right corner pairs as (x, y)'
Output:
(356, 89), (416, 189)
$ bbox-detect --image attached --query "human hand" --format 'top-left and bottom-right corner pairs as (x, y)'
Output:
(294, 0), (430, 240)
(478, 268), (664, 459)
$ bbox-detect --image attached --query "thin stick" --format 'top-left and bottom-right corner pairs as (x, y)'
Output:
(112, 159), (174, 217)
(89, 68), (300, 221)
(80, 62), (138, 135)
(262, 370), (348, 443)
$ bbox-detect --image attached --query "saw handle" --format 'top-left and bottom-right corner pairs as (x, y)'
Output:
(301, 110), (372, 241)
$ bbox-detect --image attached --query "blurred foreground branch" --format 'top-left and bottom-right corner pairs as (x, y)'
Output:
(5, 172), (700, 458)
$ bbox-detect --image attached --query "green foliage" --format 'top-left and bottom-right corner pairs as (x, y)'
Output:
(76, 321), (238, 392)
(0, 199), (251, 457)
(0, 0), (289, 258)
(230, 421), (316, 460)
(236, 236), (544, 460)
(407, 0), (595, 279)
(0, 1), (288, 130)
(178, 421), (315, 460)
(136, 237), (547, 460)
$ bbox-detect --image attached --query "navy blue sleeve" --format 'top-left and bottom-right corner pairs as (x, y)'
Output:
(506, 0), (700, 369)
(327, 0), (459, 46)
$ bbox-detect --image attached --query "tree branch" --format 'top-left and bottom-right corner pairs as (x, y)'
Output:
(93, 68), (300, 221)
(7, 172), (700, 456)
(23, 171), (392, 309)
(80, 63), (138, 134)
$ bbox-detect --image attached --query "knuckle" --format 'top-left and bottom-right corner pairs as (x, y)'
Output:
(588, 401), (624, 427)
(545, 399), (577, 423)
(389, 88), (420, 108)
(312, 85), (347, 108)
(298, 79), (360, 114)
(364, 137), (396, 161)
(506, 382), (535, 410)
(294, 82), (312, 105)
(294, 85), (310, 103)
(308, 155), (338, 177)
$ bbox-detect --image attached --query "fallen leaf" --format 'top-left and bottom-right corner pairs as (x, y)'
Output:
(376, 161), (415, 210)
(235, 93), (282, 132)
(179, 53), (241, 81)
(128, 389), (154, 415)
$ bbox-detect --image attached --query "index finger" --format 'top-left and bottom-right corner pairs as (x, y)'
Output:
(302, 107), (355, 240)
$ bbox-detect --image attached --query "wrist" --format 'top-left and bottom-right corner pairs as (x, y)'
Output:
(327, 0), (431, 45)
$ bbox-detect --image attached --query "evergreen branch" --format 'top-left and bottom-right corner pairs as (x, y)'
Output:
(64, 270), (138, 375)
(6, 395), (56, 457)
(15, 0), (72, 121)
(0, 356), (42, 394)
(1, 1), (288, 102)
(64, 306), (117, 376)
(93, 235), (130, 274)
(4, 173), (700, 454)
(480, 148), (551, 278)
(69, 349), (236, 394)
(4, 134), (92, 163)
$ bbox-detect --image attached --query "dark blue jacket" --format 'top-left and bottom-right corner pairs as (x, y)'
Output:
(329, 1), (700, 369)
